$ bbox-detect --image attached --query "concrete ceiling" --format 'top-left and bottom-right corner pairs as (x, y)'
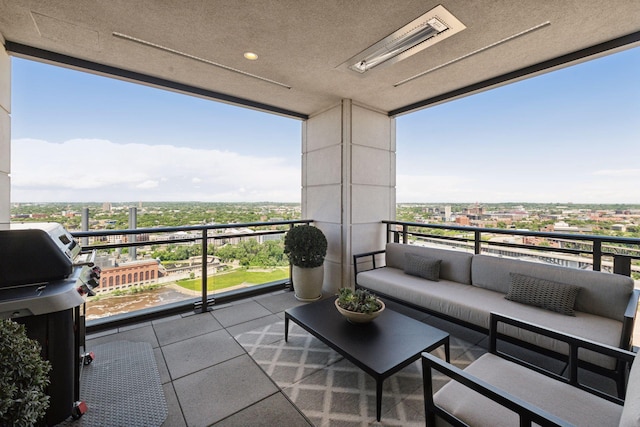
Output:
(1, 0), (639, 119)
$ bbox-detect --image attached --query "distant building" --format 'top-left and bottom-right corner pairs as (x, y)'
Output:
(455, 216), (470, 226)
(552, 221), (580, 232)
(99, 259), (160, 292)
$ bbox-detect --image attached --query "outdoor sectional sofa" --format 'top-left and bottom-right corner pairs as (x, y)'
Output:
(354, 242), (640, 393)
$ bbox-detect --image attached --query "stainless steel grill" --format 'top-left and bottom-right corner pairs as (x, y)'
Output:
(0, 222), (100, 425)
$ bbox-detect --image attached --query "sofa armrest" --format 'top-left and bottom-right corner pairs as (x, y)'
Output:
(489, 312), (636, 403)
(421, 352), (573, 427)
(353, 250), (386, 285)
(621, 288), (640, 349)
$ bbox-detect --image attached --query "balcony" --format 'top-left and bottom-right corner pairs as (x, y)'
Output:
(2, 3), (639, 424)
(81, 289), (628, 426)
(68, 221), (639, 426)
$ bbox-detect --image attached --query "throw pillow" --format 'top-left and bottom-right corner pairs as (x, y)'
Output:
(404, 253), (441, 281)
(505, 273), (580, 316)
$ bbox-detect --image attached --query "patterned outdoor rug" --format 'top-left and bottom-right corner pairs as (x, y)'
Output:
(60, 340), (168, 427)
(235, 320), (479, 426)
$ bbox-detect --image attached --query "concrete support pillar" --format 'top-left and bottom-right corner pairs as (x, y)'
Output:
(302, 100), (395, 294)
(0, 36), (11, 226)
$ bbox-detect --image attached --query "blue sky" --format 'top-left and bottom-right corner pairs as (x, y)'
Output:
(10, 46), (639, 203)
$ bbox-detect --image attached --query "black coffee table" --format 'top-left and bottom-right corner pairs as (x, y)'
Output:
(284, 297), (450, 421)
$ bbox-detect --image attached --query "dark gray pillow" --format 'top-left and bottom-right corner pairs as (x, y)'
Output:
(506, 273), (581, 316)
(404, 253), (441, 281)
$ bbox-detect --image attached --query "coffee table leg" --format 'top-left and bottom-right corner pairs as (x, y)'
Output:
(284, 315), (290, 342)
(376, 379), (383, 421)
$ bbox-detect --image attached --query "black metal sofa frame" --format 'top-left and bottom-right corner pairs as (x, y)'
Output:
(354, 245), (639, 396)
(421, 312), (637, 426)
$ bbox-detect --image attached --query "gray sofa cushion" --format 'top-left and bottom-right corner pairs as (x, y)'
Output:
(505, 273), (580, 316)
(472, 255), (634, 321)
(434, 353), (623, 427)
(357, 266), (622, 369)
(404, 253), (441, 281)
(385, 243), (473, 285)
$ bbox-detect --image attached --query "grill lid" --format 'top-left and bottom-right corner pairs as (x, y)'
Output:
(0, 222), (80, 288)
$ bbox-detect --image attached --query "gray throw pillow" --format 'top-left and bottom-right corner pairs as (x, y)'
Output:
(506, 273), (580, 316)
(404, 253), (441, 281)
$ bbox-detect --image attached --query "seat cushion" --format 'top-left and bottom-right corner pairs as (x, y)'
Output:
(357, 267), (623, 369)
(471, 255), (634, 321)
(619, 356), (640, 427)
(434, 353), (623, 427)
(385, 243), (473, 285)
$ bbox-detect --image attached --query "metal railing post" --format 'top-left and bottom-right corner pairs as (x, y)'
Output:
(614, 255), (632, 276)
(287, 224), (294, 289)
(474, 231), (481, 254)
(402, 225), (408, 244)
(198, 229), (209, 313)
(592, 240), (602, 271)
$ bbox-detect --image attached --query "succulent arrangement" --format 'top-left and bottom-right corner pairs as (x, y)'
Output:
(0, 319), (51, 426)
(336, 288), (383, 314)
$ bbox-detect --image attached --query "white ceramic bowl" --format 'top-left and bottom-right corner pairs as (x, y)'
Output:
(334, 298), (385, 324)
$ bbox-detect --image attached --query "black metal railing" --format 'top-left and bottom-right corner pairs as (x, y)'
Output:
(384, 220), (640, 277)
(71, 219), (312, 327)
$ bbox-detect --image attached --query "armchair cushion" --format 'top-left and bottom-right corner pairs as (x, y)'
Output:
(432, 352), (622, 426)
(619, 359), (640, 427)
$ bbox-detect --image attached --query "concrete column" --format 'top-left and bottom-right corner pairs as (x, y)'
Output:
(0, 36), (11, 226)
(81, 207), (89, 246)
(302, 100), (395, 294)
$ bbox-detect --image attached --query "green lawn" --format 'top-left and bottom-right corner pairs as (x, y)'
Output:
(176, 268), (289, 291)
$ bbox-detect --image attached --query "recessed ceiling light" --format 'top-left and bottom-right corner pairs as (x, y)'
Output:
(112, 33), (291, 88)
(244, 52), (258, 60)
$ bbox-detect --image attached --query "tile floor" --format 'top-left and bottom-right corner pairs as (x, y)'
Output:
(85, 289), (623, 426)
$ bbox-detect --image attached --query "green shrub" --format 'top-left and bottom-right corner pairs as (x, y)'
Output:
(0, 319), (51, 426)
(284, 225), (327, 268)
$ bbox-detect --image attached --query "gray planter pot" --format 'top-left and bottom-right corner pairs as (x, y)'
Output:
(292, 265), (324, 301)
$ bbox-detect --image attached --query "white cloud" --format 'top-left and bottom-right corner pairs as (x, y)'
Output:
(397, 173), (640, 204)
(136, 180), (159, 189)
(11, 138), (300, 202)
(593, 169), (640, 177)
(11, 138), (638, 204)
(397, 174), (475, 202)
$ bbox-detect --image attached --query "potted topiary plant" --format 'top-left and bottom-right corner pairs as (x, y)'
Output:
(335, 288), (385, 323)
(284, 224), (328, 301)
(0, 319), (51, 427)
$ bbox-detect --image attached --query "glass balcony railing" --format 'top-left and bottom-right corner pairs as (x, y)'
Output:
(383, 220), (640, 280)
(71, 219), (312, 329)
(73, 218), (640, 331)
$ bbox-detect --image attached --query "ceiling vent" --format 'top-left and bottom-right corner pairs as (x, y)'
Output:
(339, 4), (466, 74)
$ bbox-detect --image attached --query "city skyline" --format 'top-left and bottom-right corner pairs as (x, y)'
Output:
(9, 46), (639, 204)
